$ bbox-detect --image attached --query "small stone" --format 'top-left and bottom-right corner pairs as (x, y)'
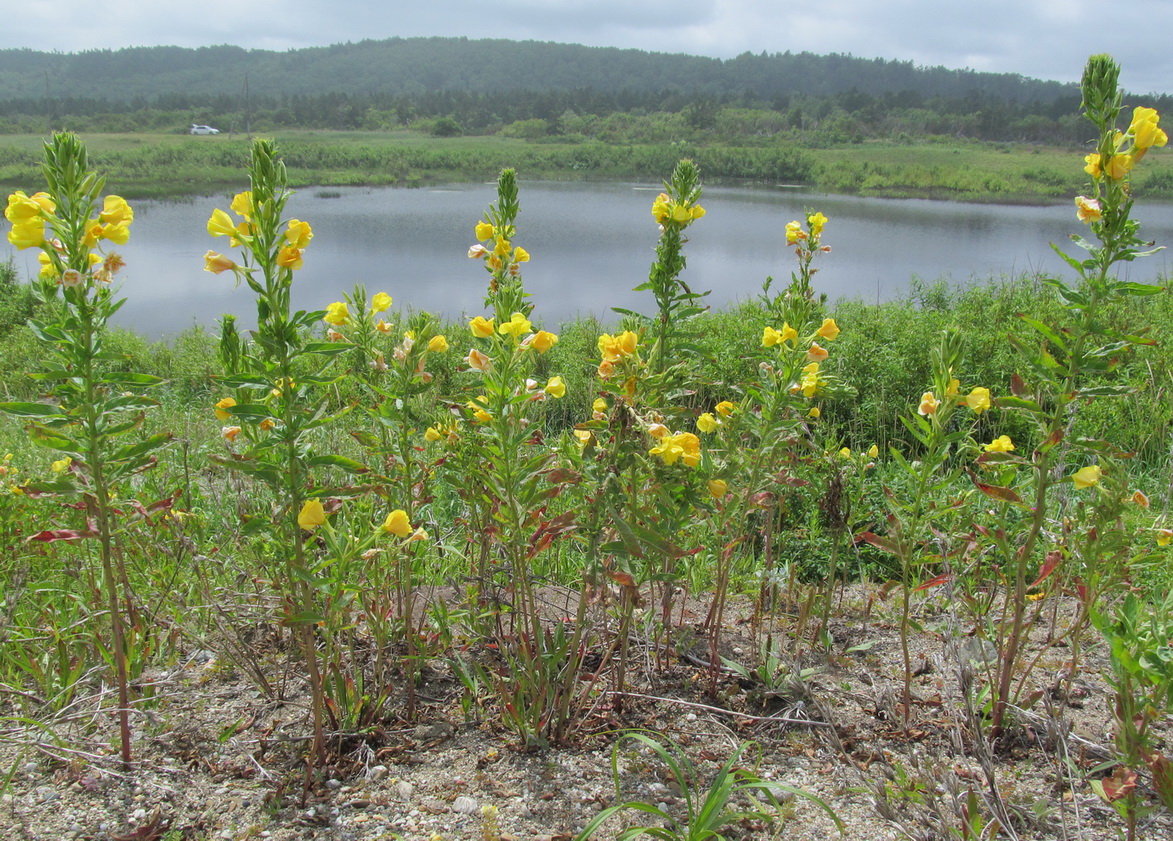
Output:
(326, 779), (342, 790)
(368, 765), (390, 783)
(452, 795), (479, 815)
(394, 781), (414, 801)
(23, 762), (39, 775)
(684, 713), (697, 722)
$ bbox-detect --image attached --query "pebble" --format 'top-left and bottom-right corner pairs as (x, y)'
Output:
(368, 765), (390, 782)
(326, 779), (342, 790)
(684, 712), (697, 722)
(452, 795), (479, 815)
(394, 781), (414, 801)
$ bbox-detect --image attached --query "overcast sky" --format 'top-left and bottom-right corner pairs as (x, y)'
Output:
(6, 0), (1173, 95)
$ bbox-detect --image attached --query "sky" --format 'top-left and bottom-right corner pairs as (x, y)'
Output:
(5, 0), (1173, 95)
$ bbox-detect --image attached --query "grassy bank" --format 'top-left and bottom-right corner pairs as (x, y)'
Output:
(4, 130), (1171, 201)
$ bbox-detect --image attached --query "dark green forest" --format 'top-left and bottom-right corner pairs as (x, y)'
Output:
(3, 37), (1170, 143)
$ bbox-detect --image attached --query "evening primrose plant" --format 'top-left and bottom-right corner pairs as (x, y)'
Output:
(2, 132), (167, 764)
(976, 54), (1167, 739)
(203, 138), (355, 768)
(457, 169), (584, 747)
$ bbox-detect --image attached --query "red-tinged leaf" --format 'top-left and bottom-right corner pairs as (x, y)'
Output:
(968, 470), (1023, 504)
(1074, 579), (1089, 604)
(915, 573), (952, 592)
(1010, 372), (1027, 397)
(1143, 751), (1173, 810)
(1029, 551), (1062, 590)
(605, 569), (638, 590)
(974, 524), (993, 537)
(1099, 766), (1137, 802)
(748, 491), (776, 508)
(860, 531), (900, 555)
(28, 528), (98, 543)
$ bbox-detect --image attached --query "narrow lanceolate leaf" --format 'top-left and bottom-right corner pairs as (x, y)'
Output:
(915, 572), (952, 592)
(98, 371), (166, 387)
(28, 528), (99, 543)
(0, 402), (65, 418)
(859, 531), (900, 555)
(1112, 281), (1165, 296)
(967, 470), (1023, 504)
(306, 454), (369, 474)
(110, 433), (172, 464)
(1029, 551), (1063, 590)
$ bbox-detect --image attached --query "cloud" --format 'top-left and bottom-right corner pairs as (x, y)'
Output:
(2, 0), (1172, 94)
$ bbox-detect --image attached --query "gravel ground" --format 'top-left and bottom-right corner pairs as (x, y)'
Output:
(2, 589), (1171, 840)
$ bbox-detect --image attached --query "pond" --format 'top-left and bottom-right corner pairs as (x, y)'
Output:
(5, 181), (1172, 338)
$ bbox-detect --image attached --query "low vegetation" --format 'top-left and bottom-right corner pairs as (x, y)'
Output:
(1, 55), (1172, 839)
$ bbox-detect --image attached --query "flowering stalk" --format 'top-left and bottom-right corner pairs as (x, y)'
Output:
(985, 54), (1166, 738)
(2, 133), (166, 764)
(204, 139), (351, 769)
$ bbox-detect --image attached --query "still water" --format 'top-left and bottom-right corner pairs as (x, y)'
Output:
(5, 181), (1172, 338)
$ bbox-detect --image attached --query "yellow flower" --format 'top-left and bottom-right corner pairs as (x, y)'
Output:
(647, 423), (669, 439)
(544, 376), (566, 398)
(696, 412), (718, 433)
(221, 426), (242, 442)
(530, 330), (558, 353)
(807, 211), (828, 237)
(715, 400), (734, 417)
(466, 348), (492, 371)
(204, 251), (237, 274)
(984, 435), (1014, 453)
(298, 499), (326, 531)
(868, 444), (880, 458)
(1072, 464), (1102, 489)
(375, 319), (392, 333)
(965, 387), (991, 414)
(513, 246), (530, 263)
(800, 362), (823, 398)
(425, 426), (443, 442)
(651, 193), (671, 224)
(207, 208), (240, 240)
(270, 377), (295, 398)
(475, 221), (495, 241)
(323, 301), (350, 326)
(918, 391), (940, 416)
(1130, 106), (1167, 151)
(839, 447), (851, 459)
(1104, 154), (1133, 180)
(468, 396), (492, 423)
(260, 418), (276, 431)
(816, 318), (840, 341)
(1084, 153), (1102, 179)
(1131, 490), (1150, 508)
(676, 432), (701, 467)
(808, 407), (821, 419)
(428, 334), (449, 352)
(99, 195), (134, 227)
(382, 509), (412, 538)
(498, 312), (533, 339)
(1158, 529), (1172, 547)
(8, 220), (44, 249)
(51, 457), (72, 473)
(371, 292), (393, 313)
(285, 219), (313, 249)
(493, 236), (512, 257)
(807, 342), (829, 362)
(598, 331), (638, 361)
(226, 191), (252, 221)
(785, 220), (806, 245)
(708, 478), (727, 499)
(5, 191), (48, 224)
(276, 246), (303, 270)
(1075, 196), (1102, 224)
(214, 396), (236, 421)
(592, 397), (608, 416)
(469, 315), (495, 338)
(762, 326), (783, 347)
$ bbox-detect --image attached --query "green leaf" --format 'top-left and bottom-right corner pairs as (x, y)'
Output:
(0, 402), (64, 418)
(97, 372), (166, 387)
(110, 433), (172, 464)
(306, 454), (369, 474)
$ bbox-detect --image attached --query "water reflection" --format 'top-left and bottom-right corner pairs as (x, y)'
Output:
(4, 181), (1170, 338)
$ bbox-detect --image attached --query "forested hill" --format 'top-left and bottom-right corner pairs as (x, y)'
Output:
(0, 38), (1078, 104)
